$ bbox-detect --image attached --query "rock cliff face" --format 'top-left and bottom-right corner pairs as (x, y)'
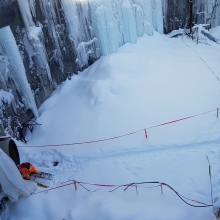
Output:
(0, 0), (220, 140)
(163, 0), (220, 34)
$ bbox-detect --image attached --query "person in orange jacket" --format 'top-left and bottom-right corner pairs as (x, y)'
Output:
(17, 162), (42, 180)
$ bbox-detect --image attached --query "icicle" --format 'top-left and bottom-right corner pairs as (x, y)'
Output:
(61, 0), (87, 66)
(151, 0), (163, 34)
(61, 0), (163, 65)
(17, 0), (35, 28)
(0, 27), (38, 118)
(17, 0), (52, 83)
(133, 2), (144, 37)
(38, 0), (64, 72)
(60, 0), (82, 50)
(29, 0), (36, 18)
(155, 0), (163, 34)
(121, 0), (137, 43)
(0, 55), (10, 90)
(89, 0), (121, 55)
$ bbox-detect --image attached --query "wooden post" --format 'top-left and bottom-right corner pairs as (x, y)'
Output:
(160, 184), (163, 194)
(74, 181), (77, 190)
(217, 108), (219, 118)
(135, 185), (138, 194)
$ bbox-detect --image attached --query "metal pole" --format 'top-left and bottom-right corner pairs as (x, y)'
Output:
(189, 0), (193, 34)
(74, 181), (77, 190)
(206, 156), (213, 205)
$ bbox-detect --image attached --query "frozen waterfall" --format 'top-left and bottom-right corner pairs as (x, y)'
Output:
(0, 26), (38, 118)
(0, 0), (163, 138)
(45, 0), (163, 67)
(14, 0), (164, 71)
(17, 0), (53, 82)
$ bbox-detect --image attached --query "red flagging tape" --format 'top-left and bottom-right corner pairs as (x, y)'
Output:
(77, 181), (118, 187)
(147, 109), (216, 129)
(178, 193), (211, 206)
(34, 182), (74, 194)
(18, 108), (218, 148)
(34, 181), (160, 195)
(18, 129), (145, 147)
(33, 180), (212, 206)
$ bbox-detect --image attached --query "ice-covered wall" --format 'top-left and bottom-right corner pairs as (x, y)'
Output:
(0, 26), (39, 137)
(1, 0), (220, 139)
(163, 0), (220, 34)
(0, 26), (38, 117)
(61, 0), (163, 65)
(0, 0), (163, 139)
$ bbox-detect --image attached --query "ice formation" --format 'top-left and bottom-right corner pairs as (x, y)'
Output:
(17, 0), (53, 82)
(0, 26), (38, 118)
(61, 0), (163, 66)
(0, 0), (163, 128)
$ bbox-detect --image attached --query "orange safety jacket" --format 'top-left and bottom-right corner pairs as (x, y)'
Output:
(17, 162), (41, 180)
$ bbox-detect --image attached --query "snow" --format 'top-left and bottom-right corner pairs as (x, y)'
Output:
(1, 28), (220, 219)
(0, 89), (14, 106)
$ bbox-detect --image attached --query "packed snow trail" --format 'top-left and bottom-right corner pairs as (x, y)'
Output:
(20, 139), (220, 188)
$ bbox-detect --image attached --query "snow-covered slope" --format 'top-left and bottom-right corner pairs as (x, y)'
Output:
(1, 28), (220, 220)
